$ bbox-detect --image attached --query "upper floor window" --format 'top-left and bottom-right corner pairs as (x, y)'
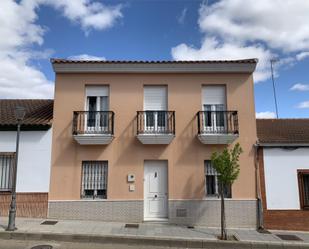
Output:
(81, 161), (108, 199)
(85, 86), (109, 132)
(298, 170), (309, 209)
(0, 153), (14, 192)
(205, 160), (231, 198)
(144, 86), (167, 132)
(202, 86), (226, 133)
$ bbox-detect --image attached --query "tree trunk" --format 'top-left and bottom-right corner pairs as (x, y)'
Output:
(220, 182), (227, 240)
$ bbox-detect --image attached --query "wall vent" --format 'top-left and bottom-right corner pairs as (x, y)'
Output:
(176, 208), (187, 217)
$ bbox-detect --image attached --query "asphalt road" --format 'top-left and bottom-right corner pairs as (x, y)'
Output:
(0, 239), (181, 249)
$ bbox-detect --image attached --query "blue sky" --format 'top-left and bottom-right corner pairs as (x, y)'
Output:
(1, 0), (309, 118)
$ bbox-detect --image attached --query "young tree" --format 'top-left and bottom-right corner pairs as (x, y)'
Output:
(211, 143), (243, 240)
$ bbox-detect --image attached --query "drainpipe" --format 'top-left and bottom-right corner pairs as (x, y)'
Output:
(254, 142), (264, 230)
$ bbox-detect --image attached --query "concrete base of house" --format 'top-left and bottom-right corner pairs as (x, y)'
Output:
(0, 192), (48, 218)
(48, 199), (257, 228)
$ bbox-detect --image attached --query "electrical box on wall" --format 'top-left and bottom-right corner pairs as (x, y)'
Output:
(129, 184), (135, 192)
(127, 174), (135, 182)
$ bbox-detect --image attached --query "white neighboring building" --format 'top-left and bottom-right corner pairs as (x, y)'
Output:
(257, 119), (309, 231)
(0, 99), (53, 218)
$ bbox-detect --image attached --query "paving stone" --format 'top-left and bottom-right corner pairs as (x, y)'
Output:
(1, 217), (309, 248)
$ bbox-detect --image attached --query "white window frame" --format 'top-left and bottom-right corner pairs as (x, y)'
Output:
(144, 86), (168, 132)
(204, 160), (231, 198)
(0, 153), (14, 192)
(202, 85), (227, 133)
(85, 86), (109, 133)
(81, 161), (108, 199)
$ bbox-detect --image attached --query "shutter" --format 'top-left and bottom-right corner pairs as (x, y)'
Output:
(86, 86), (109, 97)
(202, 86), (226, 106)
(144, 86), (167, 110)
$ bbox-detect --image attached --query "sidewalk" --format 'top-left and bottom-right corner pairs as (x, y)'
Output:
(1, 217), (309, 248)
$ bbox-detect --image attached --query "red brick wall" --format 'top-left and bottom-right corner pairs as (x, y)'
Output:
(259, 148), (309, 231)
(0, 192), (48, 218)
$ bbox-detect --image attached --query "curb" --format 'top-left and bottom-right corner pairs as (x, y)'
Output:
(0, 231), (308, 248)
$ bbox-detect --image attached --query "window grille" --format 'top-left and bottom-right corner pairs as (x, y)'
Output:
(81, 161), (108, 199)
(0, 153), (14, 191)
(204, 160), (231, 198)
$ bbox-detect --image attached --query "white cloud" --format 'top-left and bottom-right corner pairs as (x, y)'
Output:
(42, 0), (123, 33)
(172, 37), (272, 82)
(177, 8), (187, 24)
(68, 54), (106, 61)
(256, 112), (276, 119)
(297, 101), (309, 109)
(296, 52), (309, 61)
(198, 0), (309, 53)
(172, 0), (309, 83)
(290, 83), (309, 91)
(0, 0), (53, 99)
(0, 56), (54, 98)
(0, 0), (122, 99)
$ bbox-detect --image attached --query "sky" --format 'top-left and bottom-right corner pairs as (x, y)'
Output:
(1, 0), (309, 118)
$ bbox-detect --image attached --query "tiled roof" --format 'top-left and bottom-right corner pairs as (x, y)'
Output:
(257, 119), (309, 144)
(0, 99), (53, 129)
(51, 58), (258, 64)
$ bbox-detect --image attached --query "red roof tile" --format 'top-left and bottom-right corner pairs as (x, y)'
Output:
(51, 58), (258, 64)
(0, 99), (53, 128)
(257, 119), (309, 144)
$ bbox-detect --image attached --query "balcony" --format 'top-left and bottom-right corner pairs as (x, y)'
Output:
(137, 111), (175, 144)
(197, 111), (239, 144)
(73, 111), (114, 145)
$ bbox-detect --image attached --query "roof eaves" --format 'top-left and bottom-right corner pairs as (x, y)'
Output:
(51, 58), (258, 74)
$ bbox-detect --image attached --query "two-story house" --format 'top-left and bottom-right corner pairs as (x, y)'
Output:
(49, 59), (258, 228)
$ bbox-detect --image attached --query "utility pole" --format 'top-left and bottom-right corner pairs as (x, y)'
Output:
(270, 59), (279, 118)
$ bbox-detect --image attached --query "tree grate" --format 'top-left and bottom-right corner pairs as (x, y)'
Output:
(124, 223), (139, 228)
(31, 245), (53, 249)
(40, 220), (58, 225)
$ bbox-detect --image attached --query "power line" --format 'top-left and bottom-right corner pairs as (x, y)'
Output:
(270, 59), (279, 119)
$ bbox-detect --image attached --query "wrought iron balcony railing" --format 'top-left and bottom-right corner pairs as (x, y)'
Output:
(197, 111), (239, 135)
(73, 111), (114, 135)
(137, 111), (175, 135)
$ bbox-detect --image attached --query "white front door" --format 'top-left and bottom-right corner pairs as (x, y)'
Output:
(144, 161), (168, 220)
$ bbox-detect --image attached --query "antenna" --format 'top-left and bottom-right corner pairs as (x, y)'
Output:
(270, 59), (279, 119)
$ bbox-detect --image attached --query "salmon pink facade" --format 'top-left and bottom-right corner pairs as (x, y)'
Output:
(49, 59), (258, 228)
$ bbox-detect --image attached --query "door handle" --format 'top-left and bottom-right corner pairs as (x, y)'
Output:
(154, 195), (158, 198)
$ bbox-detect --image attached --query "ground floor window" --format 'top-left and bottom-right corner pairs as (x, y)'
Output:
(0, 153), (14, 191)
(204, 160), (231, 198)
(81, 161), (108, 199)
(298, 170), (309, 209)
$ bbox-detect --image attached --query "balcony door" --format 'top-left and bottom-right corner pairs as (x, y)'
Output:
(202, 86), (226, 133)
(144, 86), (167, 133)
(85, 86), (109, 133)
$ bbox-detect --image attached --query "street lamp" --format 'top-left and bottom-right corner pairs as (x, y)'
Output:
(7, 106), (26, 231)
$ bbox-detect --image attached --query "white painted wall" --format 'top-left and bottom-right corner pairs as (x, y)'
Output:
(0, 129), (52, 192)
(263, 147), (309, 210)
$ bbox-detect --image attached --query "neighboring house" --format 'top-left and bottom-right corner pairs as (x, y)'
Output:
(257, 119), (309, 231)
(0, 99), (53, 218)
(49, 59), (258, 228)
